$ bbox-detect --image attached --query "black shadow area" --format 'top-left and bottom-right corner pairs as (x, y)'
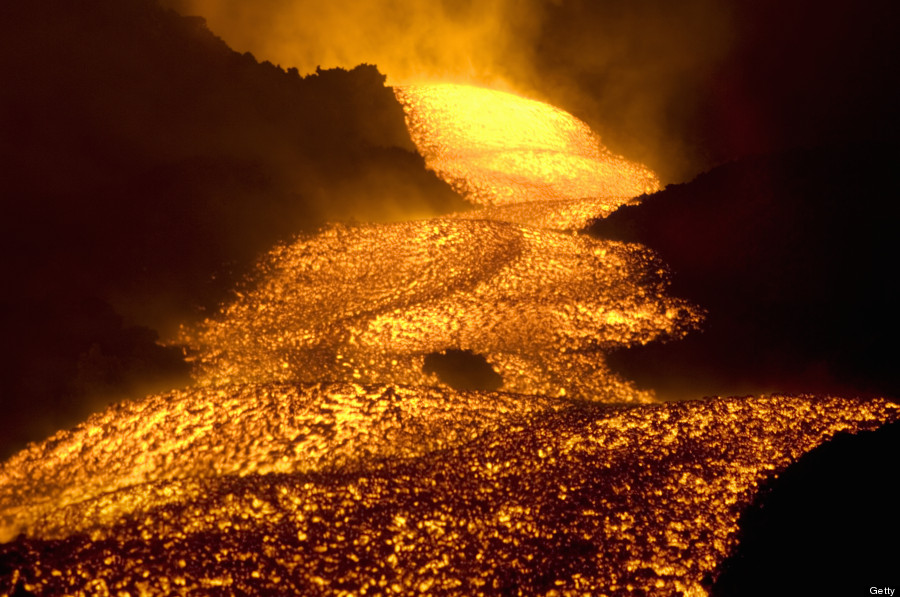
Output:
(423, 349), (503, 392)
(712, 419), (900, 595)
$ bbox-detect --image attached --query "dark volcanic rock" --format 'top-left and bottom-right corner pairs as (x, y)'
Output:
(423, 349), (504, 391)
(0, 0), (465, 324)
(712, 419), (900, 595)
(587, 145), (899, 401)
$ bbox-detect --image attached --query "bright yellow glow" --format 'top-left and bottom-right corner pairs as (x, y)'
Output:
(163, 0), (737, 184)
(166, 86), (689, 412)
(395, 83), (659, 223)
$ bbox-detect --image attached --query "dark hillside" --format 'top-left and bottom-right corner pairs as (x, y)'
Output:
(1, 0), (464, 325)
(712, 420), (900, 594)
(0, 0), (465, 456)
(588, 144), (898, 401)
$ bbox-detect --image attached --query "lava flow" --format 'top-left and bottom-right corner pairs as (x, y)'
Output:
(179, 83), (695, 403)
(396, 84), (660, 230)
(1, 83), (896, 596)
(180, 218), (699, 403)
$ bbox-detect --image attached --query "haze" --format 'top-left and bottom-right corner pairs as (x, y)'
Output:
(162, 0), (896, 183)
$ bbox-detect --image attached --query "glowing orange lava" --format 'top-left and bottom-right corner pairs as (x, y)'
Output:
(179, 219), (700, 403)
(175, 85), (691, 402)
(395, 83), (659, 226)
(2, 390), (896, 594)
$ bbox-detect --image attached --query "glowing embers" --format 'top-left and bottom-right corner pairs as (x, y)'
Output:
(2, 395), (897, 593)
(394, 83), (660, 214)
(180, 219), (701, 402)
(0, 382), (562, 542)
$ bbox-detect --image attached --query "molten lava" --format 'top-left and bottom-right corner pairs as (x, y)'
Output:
(178, 84), (691, 402)
(180, 219), (699, 403)
(395, 83), (659, 228)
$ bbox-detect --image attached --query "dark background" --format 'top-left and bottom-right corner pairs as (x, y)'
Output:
(530, 0), (900, 184)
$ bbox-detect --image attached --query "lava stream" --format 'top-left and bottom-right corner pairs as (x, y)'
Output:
(395, 83), (659, 228)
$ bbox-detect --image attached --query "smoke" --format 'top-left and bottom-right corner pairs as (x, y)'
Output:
(162, 0), (548, 88)
(519, 0), (736, 183)
(161, 0), (736, 183)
